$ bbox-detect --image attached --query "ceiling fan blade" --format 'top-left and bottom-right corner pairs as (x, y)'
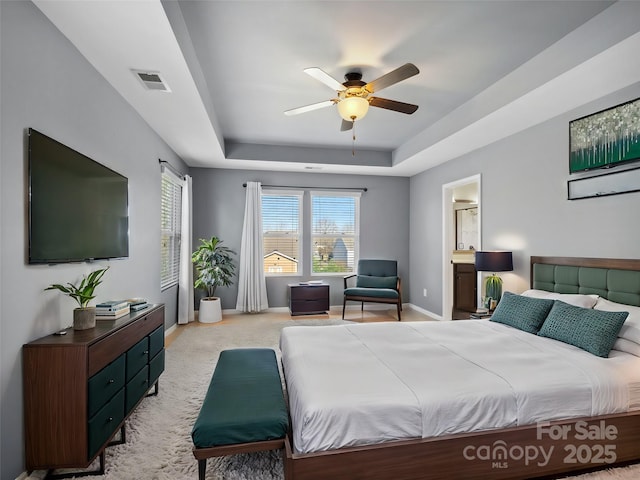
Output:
(284, 99), (335, 116)
(304, 67), (347, 92)
(369, 97), (419, 114)
(340, 119), (353, 131)
(365, 63), (419, 93)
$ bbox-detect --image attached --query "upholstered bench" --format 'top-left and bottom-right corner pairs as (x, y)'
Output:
(191, 348), (289, 480)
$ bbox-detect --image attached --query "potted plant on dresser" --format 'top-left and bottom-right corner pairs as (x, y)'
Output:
(44, 267), (109, 330)
(192, 236), (236, 323)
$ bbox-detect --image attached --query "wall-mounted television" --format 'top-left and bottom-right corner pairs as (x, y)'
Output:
(28, 128), (129, 264)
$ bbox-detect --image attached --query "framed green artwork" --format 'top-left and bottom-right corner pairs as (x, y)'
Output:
(569, 97), (640, 173)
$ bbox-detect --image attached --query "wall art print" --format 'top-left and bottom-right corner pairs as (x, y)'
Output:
(569, 97), (640, 173)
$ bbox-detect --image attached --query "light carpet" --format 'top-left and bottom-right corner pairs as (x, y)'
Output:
(40, 315), (640, 480)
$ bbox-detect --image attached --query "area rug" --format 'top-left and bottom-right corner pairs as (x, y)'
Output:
(35, 315), (640, 480)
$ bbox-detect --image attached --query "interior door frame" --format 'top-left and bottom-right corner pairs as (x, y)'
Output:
(442, 174), (482, 321)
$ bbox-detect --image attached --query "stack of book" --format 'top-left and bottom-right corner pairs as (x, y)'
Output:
(95, 300), (130, 319)
(470, 310), (492, 319)
(127, 298), (149, 312)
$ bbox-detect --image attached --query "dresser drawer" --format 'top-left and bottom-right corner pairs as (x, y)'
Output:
(149, 326), (164, 358)
(88, 307), (163, 376)
(126, 337), (149, 382)
(291, 299), (329, 314)
(88, 388), (125, 459)
(125, 365), (149, 414)
(149, 349), (165, 387)
(290, 285), (328, 301)
(88, 354), (125, 418)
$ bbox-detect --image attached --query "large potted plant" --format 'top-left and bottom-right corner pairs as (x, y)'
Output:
(192, 236), (236, 323)
(45, 267), (109, 330)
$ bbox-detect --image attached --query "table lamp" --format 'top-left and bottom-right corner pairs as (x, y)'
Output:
(474, 251), (513, 308)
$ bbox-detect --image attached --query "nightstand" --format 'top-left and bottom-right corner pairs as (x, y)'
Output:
(288, 283), (329, 316)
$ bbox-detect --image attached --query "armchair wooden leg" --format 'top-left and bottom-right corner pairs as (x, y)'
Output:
(342, 298), (346, 319)
(397, 302), (402, 321)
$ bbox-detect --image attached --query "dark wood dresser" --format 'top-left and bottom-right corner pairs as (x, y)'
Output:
(23, 304), (165, 472)
(288, 284), (329, 315)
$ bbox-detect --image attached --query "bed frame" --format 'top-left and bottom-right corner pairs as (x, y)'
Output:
(282, 256), (640, 480)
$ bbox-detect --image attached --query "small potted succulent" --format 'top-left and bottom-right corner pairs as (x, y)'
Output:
(192, 237), (236, 323)
(45, 267), (109, 330)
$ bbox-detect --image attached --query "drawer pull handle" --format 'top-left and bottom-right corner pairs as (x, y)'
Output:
(108, 379), (115, 384)
(143, 350), (149, 355)
(108, 416), (113, 423)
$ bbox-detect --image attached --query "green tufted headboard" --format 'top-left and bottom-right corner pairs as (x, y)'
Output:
(530, 256), (640, 307)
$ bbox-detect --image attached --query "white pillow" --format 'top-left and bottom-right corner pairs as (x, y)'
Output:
(612, 338), (640, 357)
(521, 289), (599, 309)
(595, 297), (640, 344)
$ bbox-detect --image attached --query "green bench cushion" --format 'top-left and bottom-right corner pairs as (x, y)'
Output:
(191, 348), (289, 448)
(344, 287), (399, 299)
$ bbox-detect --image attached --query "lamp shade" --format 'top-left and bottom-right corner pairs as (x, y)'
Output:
(474, 251), (513, 273)
(337, 96), (369, 121)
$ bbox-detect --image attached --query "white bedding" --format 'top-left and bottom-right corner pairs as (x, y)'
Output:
(279, 320), (640, 454)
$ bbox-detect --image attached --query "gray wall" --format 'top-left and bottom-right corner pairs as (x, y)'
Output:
(191, 168), (411, 309)
(409, 81), (640, 316)
(0, 2), (186, 478)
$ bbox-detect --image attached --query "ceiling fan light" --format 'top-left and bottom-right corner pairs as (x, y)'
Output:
(337, 96), (369, 121)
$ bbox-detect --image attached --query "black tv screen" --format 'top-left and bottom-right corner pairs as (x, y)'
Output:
(28, 128), (129, 264)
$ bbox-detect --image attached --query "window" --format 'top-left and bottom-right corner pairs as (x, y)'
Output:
(261, 190), (302, 275)
(160, 172), (182, 289)
(311, 192), (360, 274)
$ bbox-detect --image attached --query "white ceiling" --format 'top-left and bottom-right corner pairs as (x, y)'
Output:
(33, 0), (640, 177)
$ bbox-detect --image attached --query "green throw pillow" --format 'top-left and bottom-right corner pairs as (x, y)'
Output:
(538, 300), (629, 357)
(490, 291), (554, 334)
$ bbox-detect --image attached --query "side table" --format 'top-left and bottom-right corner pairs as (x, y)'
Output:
(288, 283), (329, 316)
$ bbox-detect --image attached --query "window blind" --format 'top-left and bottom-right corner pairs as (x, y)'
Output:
(261, 191), (302, 275)
(161, 173), (182, 289)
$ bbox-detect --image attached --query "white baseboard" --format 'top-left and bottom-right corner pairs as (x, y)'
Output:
(405, 303), (444, 321)
(220, 307), (288, 314)
(164, 323), (177, 337)
(212, 304), (444, 321)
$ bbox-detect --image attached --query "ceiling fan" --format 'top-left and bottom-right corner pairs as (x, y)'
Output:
(284, 63), (420, 131)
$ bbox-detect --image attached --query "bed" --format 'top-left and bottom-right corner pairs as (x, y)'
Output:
(279, 256), (640, 479)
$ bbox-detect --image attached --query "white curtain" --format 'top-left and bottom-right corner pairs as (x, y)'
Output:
(236, 181), (269, 312)
(178, 175), (194, 324)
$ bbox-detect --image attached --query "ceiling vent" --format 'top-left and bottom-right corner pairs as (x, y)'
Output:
(132, 70), (171, 92)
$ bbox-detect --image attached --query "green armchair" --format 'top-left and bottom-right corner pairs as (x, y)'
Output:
(342, 259), (402, 320)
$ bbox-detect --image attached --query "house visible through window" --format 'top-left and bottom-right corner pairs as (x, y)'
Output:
(161, 172), (182, 289)
(262, 190), (302, 275)
(311, 192), (359, 274)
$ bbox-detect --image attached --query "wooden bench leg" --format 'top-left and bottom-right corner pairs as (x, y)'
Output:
(198, 458), (206, 480)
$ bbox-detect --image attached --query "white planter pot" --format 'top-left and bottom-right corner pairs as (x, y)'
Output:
(198, 297), (222, 323)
